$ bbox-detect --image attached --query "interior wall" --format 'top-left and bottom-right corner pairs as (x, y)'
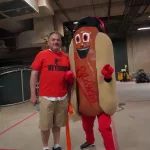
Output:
(0, 47), (41, 67)
(112, 38), (128, 78)
(16, 16), (54, 49)
(53, 16), (64, 36)
(127, 31), (150, 73)
(34, 16), (54, 40)
(24, 0), (39, 12)
(0, 29), (16, 51)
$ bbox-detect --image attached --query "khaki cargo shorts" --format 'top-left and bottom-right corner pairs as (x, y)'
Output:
(38, 96), (69, 131)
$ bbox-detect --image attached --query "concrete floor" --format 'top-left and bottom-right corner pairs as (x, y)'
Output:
(0, 82), (150, 150)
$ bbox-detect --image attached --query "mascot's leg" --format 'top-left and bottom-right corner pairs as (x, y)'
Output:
(80, 115), (96, 149)
(97, 113), (115, 150)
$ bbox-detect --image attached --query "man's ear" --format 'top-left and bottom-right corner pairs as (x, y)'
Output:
(47, 40), (50, 47)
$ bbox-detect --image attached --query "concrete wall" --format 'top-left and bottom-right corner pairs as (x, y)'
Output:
(16, 16), (54, 49)
(16, 15), (64, 49)
(53, 16), (64, 36)
(24, 0), (39, 12)
(127, 31), (150, 73)
(112, 38), (128, 77)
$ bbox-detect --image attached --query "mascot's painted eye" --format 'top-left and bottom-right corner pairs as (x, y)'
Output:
(82, 33), (90, 42)
(75, 34), (81, 44)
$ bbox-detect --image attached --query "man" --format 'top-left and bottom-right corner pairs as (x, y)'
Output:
(30, 31), (74, 150)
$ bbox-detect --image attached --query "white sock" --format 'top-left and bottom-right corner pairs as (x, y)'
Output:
(54, 144), (60, 148)
(43, 147), (49, 150)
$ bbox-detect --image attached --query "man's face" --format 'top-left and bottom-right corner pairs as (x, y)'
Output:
(48, 33), (62, 52)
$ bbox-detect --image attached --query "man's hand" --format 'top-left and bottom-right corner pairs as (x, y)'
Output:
(101, 64), (114, 79)
(30, 95), (38, 106)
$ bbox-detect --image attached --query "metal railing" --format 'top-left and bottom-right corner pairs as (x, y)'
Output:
(0, 66), (34, 106)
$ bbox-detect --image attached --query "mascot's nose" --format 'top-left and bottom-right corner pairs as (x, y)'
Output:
(81, 43), (84, 47)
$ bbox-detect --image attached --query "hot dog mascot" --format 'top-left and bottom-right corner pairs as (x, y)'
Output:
(69, 16), (118, 150)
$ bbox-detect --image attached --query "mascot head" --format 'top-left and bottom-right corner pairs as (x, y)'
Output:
(73, 16), (105, 59)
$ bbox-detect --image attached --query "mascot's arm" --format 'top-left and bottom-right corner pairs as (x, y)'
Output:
(101, 64), (114, 83)
(65, 71), (74, 150)
(65, 70), (75, 86)
(65, 70), (75, 102)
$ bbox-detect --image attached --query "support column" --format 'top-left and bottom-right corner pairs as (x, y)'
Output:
(16, 16), (54, 49)
(38, 0), (54, 15)
(24, 0), (54, 15)
(126, 35), (134, 73)
(53, 16), (64, 36)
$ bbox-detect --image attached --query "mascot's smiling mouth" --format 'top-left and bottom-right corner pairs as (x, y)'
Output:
(77, 47), (90, 59)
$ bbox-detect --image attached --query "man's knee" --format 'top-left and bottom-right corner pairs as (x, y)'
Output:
(52, 126), (60, 133)
(39, 97), (54, 131)
(39, 124), (52, 131)
(54, 99), (69, 127)
(41, 129), (50, 134)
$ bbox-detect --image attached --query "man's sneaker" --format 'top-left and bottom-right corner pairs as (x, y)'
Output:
(52, 147), (62, 150)
(80, 141), (95, 149)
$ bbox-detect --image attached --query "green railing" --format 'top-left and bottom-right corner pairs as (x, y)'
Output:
(0, 66), (36, 106)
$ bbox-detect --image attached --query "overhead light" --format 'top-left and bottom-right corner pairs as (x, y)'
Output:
(73, 21), (78, 24)
(137, 27), (150, 30)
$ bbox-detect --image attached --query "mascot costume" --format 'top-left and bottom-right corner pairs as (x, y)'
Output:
(68, 16), (118, 150)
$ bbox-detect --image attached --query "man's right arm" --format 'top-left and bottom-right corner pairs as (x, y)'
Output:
(30, 51), (43, 105)
(30, 70), (39, 98)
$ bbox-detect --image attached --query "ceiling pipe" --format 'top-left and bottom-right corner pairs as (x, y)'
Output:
(54, 0), (71, 21)
(92, 0), (96, 16)
(127, 4), (150, 33)
(55, 1), (125, 13)
(0, 36), (16, 40)
(108, 0), (112, 22)
(116, 0), (146, 37)
(137, 4), (150, 18)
